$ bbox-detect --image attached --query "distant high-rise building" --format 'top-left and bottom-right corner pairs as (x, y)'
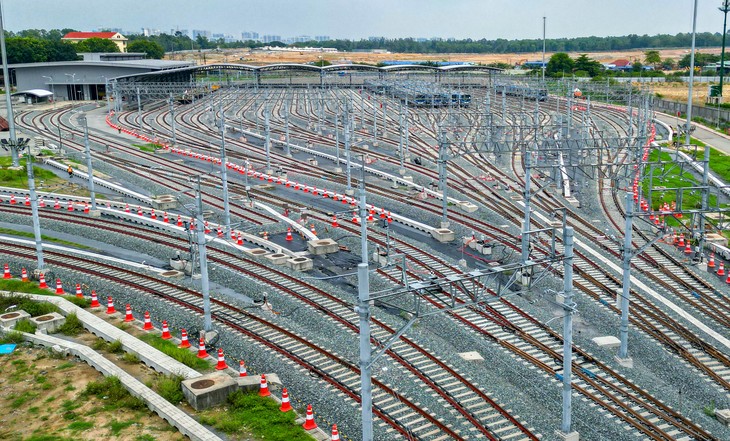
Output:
(262, 34), (282, 43)
(294, 35), (312, 43)
(242, 31), (260, 42)
(315, 35), (330, 42)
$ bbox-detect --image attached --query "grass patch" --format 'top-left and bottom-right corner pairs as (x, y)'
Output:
(56, 313), (83, 336)
(0, 157), (57, 189)
(81, 376), (146, 411)
(11, 391), (38, 409)
(91, 338), (107, 351)
(0, 289), (63, 315)
(107, 420), (135, 435)
(199, 391), (311, 441)
(135, 435), (156, 441)
(64, 296), (91, 308)
(108, 339), (124, 354)
(0, 227), (90, 249)
(14, 319), (36, 334)
(132, 143), (162, 153)
(122, 352), (140, 364)
(67, 420), (94, 431)
(152, 375), (184, 404)
(139, 333), (210, 370)
(0, 330), (26, 344)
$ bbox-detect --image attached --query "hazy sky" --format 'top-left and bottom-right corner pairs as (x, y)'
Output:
(2, 0), (727, 40)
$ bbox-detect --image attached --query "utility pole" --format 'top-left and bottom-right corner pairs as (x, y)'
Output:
(438, 130), (449, 228)
(0, 2), (19, 167)
(345, 113), (353, 195)
(136, 87), (144, 134)
(719, 1), (730, 99)
(542, 17), (547, 83)
(80, 115), (97, 210)
(24, 140), (44, 271)
(618, 192), (633, 361)
(522, 152), (532, 265)
(284, 93), (291, 157)
(560, 227), (578, 439)
(219, 99), (231, 237)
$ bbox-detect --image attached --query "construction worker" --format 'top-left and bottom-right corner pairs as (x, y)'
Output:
(67, 165), (73, 179)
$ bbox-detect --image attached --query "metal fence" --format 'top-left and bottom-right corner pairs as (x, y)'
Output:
(654, 98), (730, 127)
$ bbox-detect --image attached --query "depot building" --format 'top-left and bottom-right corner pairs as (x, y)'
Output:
(9, 53), (193, 103)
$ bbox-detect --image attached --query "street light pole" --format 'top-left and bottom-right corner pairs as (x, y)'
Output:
(0, 1), (19, 167)
(685, 0), (699, 147)
(24, 141), (44, 271)
(719, 0), (730, 99)
(542, 16), (547, 82)
(195, 175), (213, 332)
(79, 115), (97, 210)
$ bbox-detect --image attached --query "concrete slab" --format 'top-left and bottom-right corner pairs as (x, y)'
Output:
(307, 238), (339, 255)
(458, 351), (484, 361)
(182, 372), (238, 411)
(430, 228), (455, 243)
(288, 257), (314, 271)
(0, 310), (30, 329)
(264, 253), (289, 265)
(30, 312), (65, 333)
(592, 336), (621, 349)
(554, 430), (579, 441)
(716, 408), (730, 425)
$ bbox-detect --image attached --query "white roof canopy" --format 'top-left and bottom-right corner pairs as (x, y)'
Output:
(12, 89), (54, 98)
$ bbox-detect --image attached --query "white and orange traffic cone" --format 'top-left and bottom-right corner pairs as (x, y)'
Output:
(67, 200), (74, 211)
(331, 216), (339, 228)
(237, 232), (243, 245)
(310, 224), (317, 235)
(197, 338), (209, 358)
(39, 197), (45, 208)
(150, 209), (157, 220)
(55, 279), (64, 295)
(124, 304), (134, 322)
(718, 262), (726, 277)
(279, 388), (292, 411)
(106, 296), (116, 314)
(215, 348), (228, 370)
(3, 263), (11, 279)
(239, 360), (247, 377)
(177, 215), (183, 227)
(90, 290), (100, 308)
(38, 273), (48, 289)
(684, 243), (692, 254)
(21, 268), (28, 282)
(9, 194), (15, 205)
(24, 195), (30, 206)
(83, 202), (89, 214)
(143, 311), (153, 330)
(286, 227), (293, 241)
(179, 329), (191, 348)
(161, 320), (172, 339)
(302, 404), (318, 430)
(54, 199), (60, 210)
(124, 203), (130, 213)
(259, 374), (271, 397)
(75, 283), (83, 298)
(708, 253), (716, 269)
(331, 424), (340, 441)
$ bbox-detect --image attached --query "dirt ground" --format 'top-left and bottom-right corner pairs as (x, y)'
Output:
(0, 339), (185, 441)
(176, 46), (722, 68)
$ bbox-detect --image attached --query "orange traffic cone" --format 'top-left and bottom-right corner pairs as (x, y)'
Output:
(21, 268), (28, 282)
(678, 234), (685, 247)
(237, 232), (243, 245)
(302, 404), (318, 430)
(684, 243), (692, 254)
(39, 197), (45, 208)
(161, 320), (172, 339)
(726, 273), (730, 284)
(9, 194), (15, 204)
(67, 200), (74, 211)
(3, 263), (11, 279)
(215, 348), (228, 370)
(143, 311), (153, 330)
(179, 329), (191, 348)
(39, 273), (48, 289)
(124, 203), (130, 213)
(310, 224), (317, 235)
(163, 212), (168, 223)
(124, 304), (134, 322)
(718, 262), (726, 277)
(55, 279), (64, 295)
(106, 296), (116, 314)
(197, 338), (208, 358)
(24, 195), (29, 206)
(286, 227), (293, 241)
(137, 206), (143, 216)
(331, 424), (340, 440)
(150, 209), (157, 220)
(387, 212), (392, 223)
(331, 216), (339, 228)
(177, 215), (182, 227)
(709, 253), (716, 268)
(83, 202), (89, 214)
(54, 199), (60, 209)
(259, 374), (271, 397)
(75, 283), (83, 298)
(90, 290), (100, 307)
(279, 388), (292, 411)
(239, 360), (247, 377)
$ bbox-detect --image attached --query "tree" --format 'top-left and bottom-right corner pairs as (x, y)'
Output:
(127, 40), (165, 59)
(661, 58), (676, 70)
(75, 37), (120, 53)
(6, 37), (48, 63)
(644, 50), (661, 68)
(546, 52), (574, 77)
(678, 52), (719, 69)
(573, 54), (604, 77)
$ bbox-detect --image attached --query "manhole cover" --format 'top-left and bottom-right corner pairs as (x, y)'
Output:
(161, 271), (180, 277)
(191, 379), (215, 389)
(1, 313), (20, 319)
(36, 315), (53, 322)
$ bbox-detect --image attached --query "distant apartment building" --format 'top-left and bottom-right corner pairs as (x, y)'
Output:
(262, 35), (283, 43)
(315, 35), (331, 42)
(294, 35), (312, 43)
(141, 28), (162, 37)
(242, 31), (260, 41)
(62, 31), (128, 52)
(192, 30), (211, 40)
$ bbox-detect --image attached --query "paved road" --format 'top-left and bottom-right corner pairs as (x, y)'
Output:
(655, 111), (730, 156)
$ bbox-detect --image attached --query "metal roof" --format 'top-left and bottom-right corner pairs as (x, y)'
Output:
(9, 60), (194, 70)
(11, 89), (54, 98)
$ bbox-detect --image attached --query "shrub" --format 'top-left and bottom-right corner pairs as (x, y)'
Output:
(14, 319), (36, 334)
(154, 375), (184, 404)
(57, 313), (83, 336)
(82, 376), (146, 411)
(107, 340), (124, 354)
(0, 331), (25, 344)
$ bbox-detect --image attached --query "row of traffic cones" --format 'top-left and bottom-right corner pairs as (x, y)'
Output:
(6, 262), (340, 436)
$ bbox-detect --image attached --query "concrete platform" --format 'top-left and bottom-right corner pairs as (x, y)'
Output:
(288, 256), (314, 271)
(0, 309), (30, 329)
(182, 372), (238, 411)
(430, 228), (455, 243)
(716, 408), (730, 425)
(30, 312), (65, 333)
(264, 253), (289, 265)
(554, 430), (579, 441)
(592, 336), (621, 349)
(307, 238), (339, 255)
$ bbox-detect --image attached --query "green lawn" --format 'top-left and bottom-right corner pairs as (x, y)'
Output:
(138, 333), (211, 371)
(0, 157), (57, 189)
(132, 143), (162, 153)
(0, 227), (89, 249)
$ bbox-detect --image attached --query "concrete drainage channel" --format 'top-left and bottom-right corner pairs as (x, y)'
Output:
(0, 292), (326, 441)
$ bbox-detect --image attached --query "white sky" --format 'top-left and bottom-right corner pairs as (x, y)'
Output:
(2, 0), (725, 41)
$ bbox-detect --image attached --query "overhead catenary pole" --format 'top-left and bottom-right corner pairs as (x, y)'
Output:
(561, 227), (576, 436)
(0, 1), (19, 167)
(80, 115), (97, 210)
(719, 0), (730, 99)
(522, 152), (532, 265)
(264, 105), (272, 172)
(618, 192), (634, 360)
(195, 175), (213, 332)
(136, 87), (144, 134)
(25, 143), (44, 270)
(356, 158), (373, 441)
(169, 93), (177, 146)
(284, 92), (291, 157)
(438, 130), (449, 227)
(219, 99), (231, 237)
(542, 16), (547, 82)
